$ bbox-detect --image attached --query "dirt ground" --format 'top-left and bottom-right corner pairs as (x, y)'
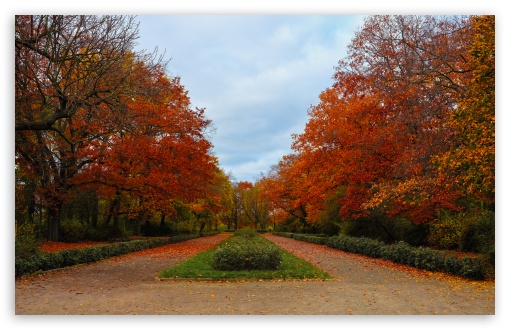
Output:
(14, 234), (495, 315)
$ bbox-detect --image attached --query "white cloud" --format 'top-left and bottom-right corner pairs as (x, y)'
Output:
(134, 15), (363, 181)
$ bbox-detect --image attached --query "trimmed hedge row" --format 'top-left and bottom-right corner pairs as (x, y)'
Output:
(212, 229), (282, 270)
(274, 232), (492, 280)
(15, 232), (219, 277)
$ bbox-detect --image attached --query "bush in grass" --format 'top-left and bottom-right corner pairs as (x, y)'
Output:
(212, 231), (282, 270)
(233, 227), (258, 238)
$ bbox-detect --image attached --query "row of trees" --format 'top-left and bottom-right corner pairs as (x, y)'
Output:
(15, 15), (495, 254)
(15, 15), (227, 241)
(217, 180), (271, 231)
(257, 15), (495, 251)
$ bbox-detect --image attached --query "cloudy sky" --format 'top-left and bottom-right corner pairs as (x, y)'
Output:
(133, 15), (365, 182)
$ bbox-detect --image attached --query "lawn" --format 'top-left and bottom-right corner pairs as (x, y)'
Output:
(158, 245), (332, 280)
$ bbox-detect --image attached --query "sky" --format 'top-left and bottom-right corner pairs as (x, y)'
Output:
(134, 15), (365, 182)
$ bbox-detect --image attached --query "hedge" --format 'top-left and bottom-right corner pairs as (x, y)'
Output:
(212, 229), (282, 270)
(15, 232), (219, 277)
(274, 232), (492, 280)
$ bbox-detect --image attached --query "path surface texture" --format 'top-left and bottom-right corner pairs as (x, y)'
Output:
(15, 234), (495, 315)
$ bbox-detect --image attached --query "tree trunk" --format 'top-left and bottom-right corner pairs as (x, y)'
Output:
(90, 195), (99, 228)
(133, 220), (141, 236)
(160, 212), (166, 228)
(47, 204), (61, 241)
(105, 193), (120, 226)
(199, 221), (206, 236)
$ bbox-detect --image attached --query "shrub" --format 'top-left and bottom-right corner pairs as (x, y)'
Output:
(59, 220), (87, 242)
(212, 232), (282, 271)
(275, 231), (492, 280)
(290, 233), (328, 245)
(458, 257), (486, 280)
(15, 234), (213, 277)
(444, 255), (462, 275)
(15, 222), (41, 260)
(382, 241), (414, 265)
(411, 247), (446, 271)
(460, 210), (495, 255)
(233, 227), (258, 238)
(325, 234), (384, 258)
(83, 226), (110, 241)
(106, 225), (131, 241)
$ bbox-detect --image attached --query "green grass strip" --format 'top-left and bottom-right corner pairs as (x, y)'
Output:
(158, 245), (331, 280)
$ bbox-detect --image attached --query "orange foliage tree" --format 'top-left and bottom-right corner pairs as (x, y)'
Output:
(436, 15), (495, 204)
(258, 16), (494, 231)
(15, 15), (216, 240)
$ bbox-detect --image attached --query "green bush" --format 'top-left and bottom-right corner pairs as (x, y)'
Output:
(411, 247), (446, 271)
(275, 231), (492, 280)
(212, 231), (282, 271)
(428, 211), (465, 250)
(83, 226), (110, 241)
(15, 222), (41, 259)
(325, 234), (385, 258)
(59, 220), (87, 242)
(458, 257), (486, 280)
(444, 255), (462, 275)
(233, 227), (258, 238)
(381, 241), (414, 265)
(337, 216), (428, 246)
(288, 233), (329, 245)
(15, 233), (217, 277)
(460, 210), (495, 256)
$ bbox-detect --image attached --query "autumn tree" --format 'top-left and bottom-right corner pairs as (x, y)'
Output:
(15, 16), (159, 240)
(258, 154), (309, 227)
(212, 171), (237, 230)
(264, 16), (478, 232)
(225, 181), (247, 230)
(241, 182), (270, 230)
(77, 64), (216, 234)
(436, 15), (495, 205)
(187, 165), (233, 234)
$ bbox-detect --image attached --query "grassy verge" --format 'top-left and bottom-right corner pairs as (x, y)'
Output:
(158, 245), (331, 280)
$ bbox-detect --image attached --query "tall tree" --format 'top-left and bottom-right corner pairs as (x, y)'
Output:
(436, 15), (495, 205)
(274, 16), (475, 225)
(16, 15), (163, 240)
(68, 62), (218, 237)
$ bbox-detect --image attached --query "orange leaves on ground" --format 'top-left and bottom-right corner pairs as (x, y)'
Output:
(39, 241), (108, 253)
(112, 235), (227, 261)
(39, 235), (226, 262)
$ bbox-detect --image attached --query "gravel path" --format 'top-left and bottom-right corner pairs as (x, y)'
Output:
(15, 234), (495, 315)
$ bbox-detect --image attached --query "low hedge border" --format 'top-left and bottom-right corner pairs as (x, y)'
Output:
(212, 234), (282, 271)
(274, 232), (493, 280)
(211, 228), (281, 270)
(15, 232), (219, 277)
